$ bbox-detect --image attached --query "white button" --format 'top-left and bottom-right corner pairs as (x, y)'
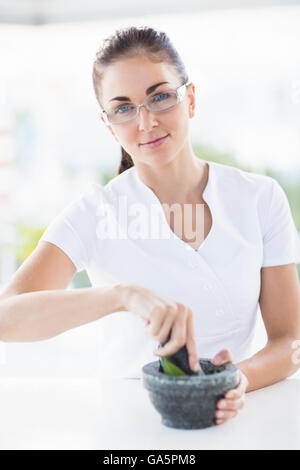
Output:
(188, 260), (199, 268)
(184, 244), (194, 251)
(215, 308), (225, 317)
(187, 255), (200, 268)
(203, 282), (213, 291)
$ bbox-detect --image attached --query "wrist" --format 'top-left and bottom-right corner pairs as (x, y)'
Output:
(113, 282), (133, 311)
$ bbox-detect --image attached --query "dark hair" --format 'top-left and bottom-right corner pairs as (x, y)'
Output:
(92, 26), (189, 175)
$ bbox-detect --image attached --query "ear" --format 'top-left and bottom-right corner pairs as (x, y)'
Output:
(187, 83), (196, 119)
(100, 113), (119, 142)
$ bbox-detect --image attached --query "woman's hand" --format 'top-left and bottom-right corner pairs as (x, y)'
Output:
(211, 349), (249, 425)
(120, 283), (200, 373)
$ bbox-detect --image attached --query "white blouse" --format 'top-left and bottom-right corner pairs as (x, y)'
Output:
(39, 160), (300, 378)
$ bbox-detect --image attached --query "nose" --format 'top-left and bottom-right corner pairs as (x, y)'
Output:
(137, 104), (158, 132)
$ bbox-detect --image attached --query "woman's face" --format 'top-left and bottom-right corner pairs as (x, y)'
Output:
(99, 55), (195, 169)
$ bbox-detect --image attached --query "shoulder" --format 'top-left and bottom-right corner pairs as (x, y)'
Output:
(62, 167), (137, 219)
(55, 167), (136, 219)
(104, 166), (136, 193)
(75, 168), (135, 203)
(210, 162), (290, 230)
(210, 161), (277, 208)
(211, 160), (273, 193)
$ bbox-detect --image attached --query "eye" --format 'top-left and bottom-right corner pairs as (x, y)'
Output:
(114, 104), (134, 114)
(151, 92), (170, 103)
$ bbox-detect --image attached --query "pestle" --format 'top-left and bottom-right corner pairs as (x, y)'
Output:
(157, 330), (204, 376)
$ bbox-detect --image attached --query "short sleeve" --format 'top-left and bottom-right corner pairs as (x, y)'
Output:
(38, 189), (97, 273)
(261, 178), (300, 267)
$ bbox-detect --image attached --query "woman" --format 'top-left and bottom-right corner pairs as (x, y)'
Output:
(1, 26), (300, 427)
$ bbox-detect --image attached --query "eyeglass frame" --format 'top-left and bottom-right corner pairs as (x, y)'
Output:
(100, 80), (192, 125)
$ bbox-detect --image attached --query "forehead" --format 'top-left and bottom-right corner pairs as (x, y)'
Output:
(101, 56), (179, 104)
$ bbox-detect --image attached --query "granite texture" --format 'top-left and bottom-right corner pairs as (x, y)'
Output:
(142, 358), (240, 429)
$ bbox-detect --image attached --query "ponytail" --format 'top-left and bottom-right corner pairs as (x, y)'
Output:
(117, 146), (134, 175)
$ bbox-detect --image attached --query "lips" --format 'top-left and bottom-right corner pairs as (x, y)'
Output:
(141, 134), (169, 145)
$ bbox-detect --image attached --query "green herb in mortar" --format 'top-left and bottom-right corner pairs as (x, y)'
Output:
(159, 357), (188, 376)
(157, 331), (201, 376)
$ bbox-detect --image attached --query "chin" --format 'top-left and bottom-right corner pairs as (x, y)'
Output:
(149, 153), (176, 167)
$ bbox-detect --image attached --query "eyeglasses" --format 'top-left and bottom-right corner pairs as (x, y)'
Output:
(100, 81), (191, 125)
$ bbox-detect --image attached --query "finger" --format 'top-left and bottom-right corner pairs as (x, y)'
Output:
(146, 305), (166, 337)
(217, 396), (246, 412)
(155, 318), (186, 357)
(237, 373), (248, 394)
(228, 396), (246, 411)
(155, 305), (187, 357)
(185, 308), (200, 372)
(215, 409), (238, 421)
(156, 314), (176, 345)
(211, 348), (234, 365)
(240, 372), (249, 392)
(226, 372), (248, 400)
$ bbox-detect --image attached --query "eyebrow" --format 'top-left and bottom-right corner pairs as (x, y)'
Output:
(109, 81), (169, 102)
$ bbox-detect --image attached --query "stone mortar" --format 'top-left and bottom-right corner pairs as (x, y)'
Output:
(142, 358), (240, 429)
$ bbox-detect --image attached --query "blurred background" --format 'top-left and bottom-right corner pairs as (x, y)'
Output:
(0, 0), (300, 377)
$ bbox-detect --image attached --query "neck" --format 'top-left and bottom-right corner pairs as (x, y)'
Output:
(135, 145), (207, 204)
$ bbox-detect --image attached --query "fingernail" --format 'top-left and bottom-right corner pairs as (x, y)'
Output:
(212, 355), (222, 364)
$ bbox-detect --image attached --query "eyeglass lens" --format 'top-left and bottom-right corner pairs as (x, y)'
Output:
(107, 90), (179, 124)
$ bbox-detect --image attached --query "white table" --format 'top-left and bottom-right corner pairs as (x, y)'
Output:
(0, 375), (299, 450)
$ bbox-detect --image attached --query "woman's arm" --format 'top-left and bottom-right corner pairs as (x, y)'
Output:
(0, 240), (126, 342)
(0, 285), (125, 342)
(236, 263), (300, 392)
